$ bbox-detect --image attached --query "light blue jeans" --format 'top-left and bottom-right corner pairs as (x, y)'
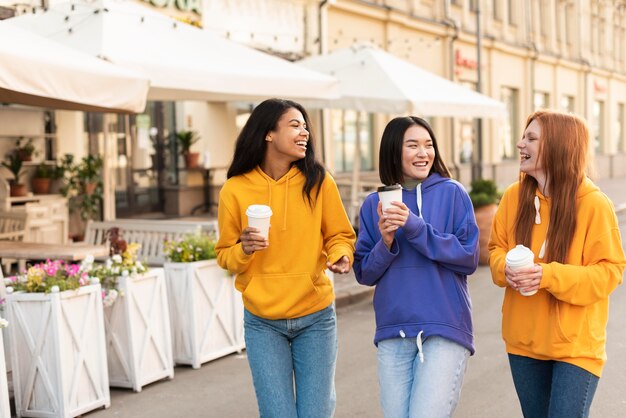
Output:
(377, 336), (470, 418)
(244, 304), (337, 418)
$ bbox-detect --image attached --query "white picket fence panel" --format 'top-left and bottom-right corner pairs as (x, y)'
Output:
(6, 285), (110, 418)
(104, 268), (173, 392)
(0, 331), (10, 418)
(164, 260), (244, 369)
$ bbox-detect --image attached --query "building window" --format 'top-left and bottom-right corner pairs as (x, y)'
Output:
(508, 0), (517, 25)
(592, 100), (605, 155)
(501, 86), (519, 160)
(331, 110), (374, 173)
(493, 0), (502, 20)
(560, 95), (575, 113)
(615, 103), (625, 153)
(533, 91), (550, 110)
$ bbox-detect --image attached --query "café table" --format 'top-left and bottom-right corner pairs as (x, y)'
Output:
(0, 241), (109, 280)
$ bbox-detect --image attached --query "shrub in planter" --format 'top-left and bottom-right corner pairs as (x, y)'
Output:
(91, 228), (173, 391)
(176, 130), (201, 168)
(469, 179), (501, 265)
(2, 152), (26, 197)
(164, 231), (244, 368)
(4, 257), (110, 417)
(32, 163), (52, 194)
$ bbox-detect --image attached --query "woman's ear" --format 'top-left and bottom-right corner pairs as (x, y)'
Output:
(265, 136), (272, 142)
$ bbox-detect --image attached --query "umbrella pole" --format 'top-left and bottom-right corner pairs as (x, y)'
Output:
(349, 112), (362, 226)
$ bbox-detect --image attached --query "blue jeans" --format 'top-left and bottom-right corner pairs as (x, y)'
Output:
(244, 304), (337, 418)
(377, 336), (470, 418)
(508, 354), (599, 418)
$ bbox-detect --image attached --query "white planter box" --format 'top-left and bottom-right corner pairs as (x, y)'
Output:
(104, 268), (174, 392)
(0, 331), (11, 418)
(164, 260), (244, 369)
(6, 284), (110, 418)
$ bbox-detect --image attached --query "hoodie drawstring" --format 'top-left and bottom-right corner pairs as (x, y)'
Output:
(415, 183), (423, 218)
(398, 329), (425, 363)
(282, 175), (289, 231)
(534, 194), (547, 259)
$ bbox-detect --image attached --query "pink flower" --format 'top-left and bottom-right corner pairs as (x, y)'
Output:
(66, 264), (80, 276)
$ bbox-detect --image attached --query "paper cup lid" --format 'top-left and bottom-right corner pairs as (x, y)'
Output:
(506, 245), (534, 265)
(377, 184), (402, 192)
(246, 204), (272, 218)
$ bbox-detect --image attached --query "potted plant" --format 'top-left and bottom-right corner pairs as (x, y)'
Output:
(91, 228), (174, 391)
(77, 154), (103, 195)
(176, 130), (201, 168)
(469, 179), (501, 265)
(1, 152), (27, 197)
(49, 154), (73, 194)
(163, 230), (244, 368)
(4, 258), (110, 417)
(15, 137), (36, 162)
(31, 163), (52, 194)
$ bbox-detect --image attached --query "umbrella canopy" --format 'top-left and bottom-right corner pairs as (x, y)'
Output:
(0, 22), (149, 113)
(298, 44), (507, 119)
(8, 0), (338, 102)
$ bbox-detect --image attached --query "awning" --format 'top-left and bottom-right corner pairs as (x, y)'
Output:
(7, 0), (339, 102)
(0, 22), (149, 113)
(297, 44), (507, 119)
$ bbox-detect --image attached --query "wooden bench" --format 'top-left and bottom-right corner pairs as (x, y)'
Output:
(0, 211), (28, 274)
(84, 219), (218, 266)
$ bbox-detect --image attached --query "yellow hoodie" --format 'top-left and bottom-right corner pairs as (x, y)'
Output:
(216, 166), (356, 320)
(489, 178), (625, 376)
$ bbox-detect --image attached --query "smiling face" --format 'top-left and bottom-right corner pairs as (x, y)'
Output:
(518, 119), (544, 181)
(401, 125), (435, 182)
(265, 107), (309, 164)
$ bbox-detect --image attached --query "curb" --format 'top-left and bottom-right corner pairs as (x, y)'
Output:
(335, 286), (374, 309)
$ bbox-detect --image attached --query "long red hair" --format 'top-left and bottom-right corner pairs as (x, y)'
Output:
(514, 110), (589, 263)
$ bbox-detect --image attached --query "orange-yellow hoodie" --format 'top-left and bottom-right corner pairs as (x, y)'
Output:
(489, 178), (625, 376)
(216, 166), (356, 320)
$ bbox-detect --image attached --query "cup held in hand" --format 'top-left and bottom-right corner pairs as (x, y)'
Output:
(506, 244), (537, 296)
(246, 204), (272, 240)
(377, 184), (402, 212)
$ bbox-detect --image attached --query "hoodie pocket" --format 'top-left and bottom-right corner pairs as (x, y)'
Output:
(242, 272), (319, 318)
(554, 300), (586, 344)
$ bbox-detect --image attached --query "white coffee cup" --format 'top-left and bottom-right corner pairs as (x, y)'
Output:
(246, 204), (272, 240)
(506, 244), (537, 296)
(377, 184), (402, 212)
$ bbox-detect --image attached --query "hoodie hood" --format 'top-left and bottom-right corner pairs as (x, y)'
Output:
(243, 165), (302, 231)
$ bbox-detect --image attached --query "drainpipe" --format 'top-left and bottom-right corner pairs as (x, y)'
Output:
(472, 0), (483, 182)
(444, 0), (460, 180)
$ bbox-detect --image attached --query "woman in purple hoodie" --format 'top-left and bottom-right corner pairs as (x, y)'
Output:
(354, 116), (479, 418)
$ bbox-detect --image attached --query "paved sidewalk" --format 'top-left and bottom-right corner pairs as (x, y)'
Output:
(334, 175), (626, 308)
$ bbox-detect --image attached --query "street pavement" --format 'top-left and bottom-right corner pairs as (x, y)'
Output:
(86, 176), (625, 418)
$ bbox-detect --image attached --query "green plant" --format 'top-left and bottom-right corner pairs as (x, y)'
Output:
(77, 154), (103, 183)
(4, 259), (93, 293)
(91, 230), (147, 307)
(164, 230), (216, 262)
(176, 130), (201, 154)
(469, 179), (500, 208)
(2, 152), (24, 184)
(16, 137), (36, 160)
(34, 163), (52, 179)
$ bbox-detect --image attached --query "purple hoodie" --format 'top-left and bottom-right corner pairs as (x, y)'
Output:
(354, 174), (479, 353)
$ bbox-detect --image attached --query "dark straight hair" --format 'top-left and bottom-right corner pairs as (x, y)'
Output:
(378, 116), (451, 185)
(227, 98), (325, 205)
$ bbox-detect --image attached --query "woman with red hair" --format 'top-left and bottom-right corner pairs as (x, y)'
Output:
(489, 110), (626, 418)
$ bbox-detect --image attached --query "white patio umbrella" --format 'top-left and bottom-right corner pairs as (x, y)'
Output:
(7, 0), (338, 102)
(297, 44), (508, 224)
(0, 22), (149, 113)
(297, 43), (507, 118)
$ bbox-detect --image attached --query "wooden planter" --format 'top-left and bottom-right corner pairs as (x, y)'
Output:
(164, 260), (244, 369)
(103, 268), (174, 392)
(475, 203), (498, 265)
(0, 330), (10, 418)
(6, 284), (110, 418)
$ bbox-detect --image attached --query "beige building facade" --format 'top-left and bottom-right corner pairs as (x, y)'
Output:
(1, 0), (625, 221)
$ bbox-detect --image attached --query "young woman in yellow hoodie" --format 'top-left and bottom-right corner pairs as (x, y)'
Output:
(216, 98), (355, 418)
(489, 110), (626, 418)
